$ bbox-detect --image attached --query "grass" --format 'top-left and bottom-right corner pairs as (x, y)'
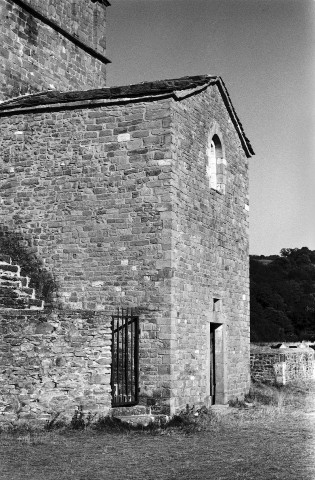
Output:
(1, 381), (315, 480)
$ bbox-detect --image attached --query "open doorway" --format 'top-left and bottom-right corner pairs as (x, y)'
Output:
(209, 322), (225, 404)
(210, 323), (216, 404)
(209, 299), (226, 405)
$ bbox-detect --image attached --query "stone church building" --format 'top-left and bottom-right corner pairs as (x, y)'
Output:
(0, 0), (254, 423)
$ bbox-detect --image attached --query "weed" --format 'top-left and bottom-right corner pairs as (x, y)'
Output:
(245, 386), (275, 406)
(1, 422), (49, 446)
(69, 407), (97, 430)
(3, 380), (313, 439)
(228, 398), (248, 408)
(17, 432), (32, 445)
(93, 405), (218, 435)
(44, 412), (64, 431)
(94, 416), (132, 433)
(166, 405), (219, 434)
(70, 406), (86, 430)
(228, 380), (315, 422)
(5, 423), (38, 436)
(16, 432), (46, 446)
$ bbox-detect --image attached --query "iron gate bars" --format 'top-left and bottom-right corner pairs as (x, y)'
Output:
(111, 308), (139, 407)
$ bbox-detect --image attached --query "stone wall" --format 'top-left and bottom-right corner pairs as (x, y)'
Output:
(0, 0), (108, 101)
(23, 0), (108, 55)
(0, 99), (173, 311)
(0, 309), (112, 425)
(250, 345), (315, 384)
(169, 86), (250, 409)
(0, 96), (176, 412)
(0, 76), (252, 414)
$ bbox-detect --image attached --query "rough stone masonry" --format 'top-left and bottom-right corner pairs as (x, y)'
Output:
(0, 0), (254, 424)
(0, 0), (110, 101)
(250, 344), (315, 385)
(0, 309), (112, 423)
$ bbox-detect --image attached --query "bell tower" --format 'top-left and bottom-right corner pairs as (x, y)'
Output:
(0, 0), (110, 101)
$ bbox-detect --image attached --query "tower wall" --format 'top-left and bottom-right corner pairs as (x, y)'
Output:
(23, 0), (108, 55)
(170, 86), (250, 408)
(0, 0), (108, 101)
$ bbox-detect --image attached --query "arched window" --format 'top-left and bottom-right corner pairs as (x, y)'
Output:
(206, 134), (226, 194)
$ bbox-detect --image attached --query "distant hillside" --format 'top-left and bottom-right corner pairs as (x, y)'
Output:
(250, 247), (315, 341)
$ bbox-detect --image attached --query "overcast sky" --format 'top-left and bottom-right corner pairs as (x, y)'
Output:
(106, 0), (315, 255)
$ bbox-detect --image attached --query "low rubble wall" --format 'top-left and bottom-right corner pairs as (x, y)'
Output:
(250, 344), (315, 385)
(0, 309), (112, 426)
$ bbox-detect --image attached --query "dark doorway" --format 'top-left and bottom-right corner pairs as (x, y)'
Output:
(209, 313), (225, 405)
(210, 323), (216, 404)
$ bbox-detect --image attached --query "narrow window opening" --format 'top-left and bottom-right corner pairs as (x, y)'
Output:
(213, 298), (221, 312)
(207, 134), (226, 194)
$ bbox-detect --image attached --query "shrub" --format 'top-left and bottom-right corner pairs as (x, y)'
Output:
(94, 416), (132, 433)
(44, 412), (65, 431)
(166, 405), (218, 434)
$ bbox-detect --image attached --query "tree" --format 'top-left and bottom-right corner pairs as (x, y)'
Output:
(250, 247), (315, 341)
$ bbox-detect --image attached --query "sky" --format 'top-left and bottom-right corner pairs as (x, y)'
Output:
(106, 0), (315, 255)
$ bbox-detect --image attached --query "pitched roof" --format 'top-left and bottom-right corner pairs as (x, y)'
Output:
(0, 75), (254, 157)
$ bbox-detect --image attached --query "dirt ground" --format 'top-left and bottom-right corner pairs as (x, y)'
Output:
(1, 386), (315, 480)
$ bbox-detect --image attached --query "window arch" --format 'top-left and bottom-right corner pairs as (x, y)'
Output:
(206, 133), (226, 194)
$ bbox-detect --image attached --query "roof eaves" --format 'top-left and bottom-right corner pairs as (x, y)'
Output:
(0, 74), (254, 157)
(0, 75), (214, 111)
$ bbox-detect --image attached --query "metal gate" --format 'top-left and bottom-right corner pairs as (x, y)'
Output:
(111, 308), (139, 407)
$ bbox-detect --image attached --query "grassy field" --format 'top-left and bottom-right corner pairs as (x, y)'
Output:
(1, 382), (315, 480)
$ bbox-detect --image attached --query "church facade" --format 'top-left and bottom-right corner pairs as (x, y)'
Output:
(0, 0), (253, 423)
